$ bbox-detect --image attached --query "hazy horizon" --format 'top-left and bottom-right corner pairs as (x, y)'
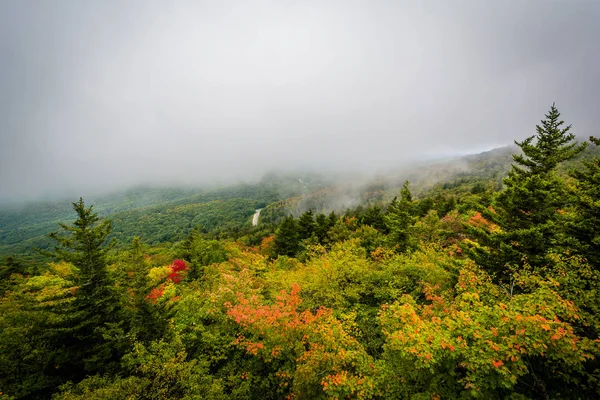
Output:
(2, 1), (599, 203)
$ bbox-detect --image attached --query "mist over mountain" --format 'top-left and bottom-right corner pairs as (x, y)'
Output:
(1, 1), (599, 203)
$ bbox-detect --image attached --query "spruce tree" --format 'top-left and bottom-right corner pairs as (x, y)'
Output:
(48, 198), (124, 378)
(314, 213), (330, 244)
(384, 181), (417, 252)
(274, 216), (300, 257)
(512, 104), (586, 175)
(361, 206), (385, 232)
(569, 136), (600, 270)
(469, 105), (586, 282)
(297, 209), (316, 241)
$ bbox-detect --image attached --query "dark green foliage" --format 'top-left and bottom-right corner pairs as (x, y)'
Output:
(297, 209), (316, 240)
(123, 237), (170, 343)
(569, 136), (600, 270)
(359, 206), (386, 232)
(468, 105), (586, 282)
(47, 198), (126, 378)
(0, 256), (25, 295)
(314, 213), (330, 244)
(384, 181), (417, 252)
(54, 334), (225, 399)
(0, 184), (281, 257)
(512, 104), (587, 176)
(274, 216), (300, 257)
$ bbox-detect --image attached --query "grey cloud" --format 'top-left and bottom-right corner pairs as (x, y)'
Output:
(1, 0), (599, 202)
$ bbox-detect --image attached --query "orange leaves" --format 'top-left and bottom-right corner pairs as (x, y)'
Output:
(245, 341), (265, 355)
(226, 283), (376, 398)
(468, 212), (499, 232)
(379, 263), (596, 395)
(259, 235), (276, 256)
(541, 323), (551, 331)
(486, 340), (500, 352)
(226, 283), (314, 333)
(146, 284), (165, 302)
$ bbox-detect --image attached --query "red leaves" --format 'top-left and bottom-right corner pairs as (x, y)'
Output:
(168, 259), (188, 283)
(146, 259), (188, 301)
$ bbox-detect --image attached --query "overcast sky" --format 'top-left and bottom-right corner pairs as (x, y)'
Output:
(1, 0), (599, 201)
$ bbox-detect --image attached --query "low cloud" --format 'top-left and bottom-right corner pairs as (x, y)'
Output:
(1, 0), (599, 202)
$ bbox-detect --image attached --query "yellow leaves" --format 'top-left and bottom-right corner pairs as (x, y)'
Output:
(24, 274), (75, 303)
(378, 261), (598, 395)
(48, 261), (77, 279)
(148, 265), (172, 283)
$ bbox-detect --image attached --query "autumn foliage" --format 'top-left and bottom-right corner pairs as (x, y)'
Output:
(168, 259), (188, 283)
(226, 283), (377, 399)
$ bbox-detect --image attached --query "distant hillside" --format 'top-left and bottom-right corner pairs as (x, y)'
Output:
(3, 143), (598, 259)
(0, 175), (325, 258)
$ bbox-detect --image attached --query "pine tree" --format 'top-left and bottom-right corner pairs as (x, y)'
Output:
(47, 198), (125, 378)
(468, 105), (586, 282)
(385, 181), (417, 252)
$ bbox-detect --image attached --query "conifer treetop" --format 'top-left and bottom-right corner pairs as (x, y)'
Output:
(512, 103), (587, 176)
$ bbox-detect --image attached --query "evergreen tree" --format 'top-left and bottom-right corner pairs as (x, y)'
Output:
(384, 181), (417, 252)
(125, 237), (169, 343)
(297, 209), (316, 241)
(274, 216), (300, 257)
(415, 196), (435, 218)
(469, 105), (586, 282)
(47, 198), (125, 379)
(512, 104), (587, 175)
(183, 227), (228, 280)
(314, 213), (330, 244)
(327, 211), (338, 227)
(0, 256), (24, 296)
(569, 136), (600, 270)
(361, 206), (386, 232)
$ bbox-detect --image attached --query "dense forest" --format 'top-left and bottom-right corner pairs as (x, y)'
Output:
(2, 105), (600, 399)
